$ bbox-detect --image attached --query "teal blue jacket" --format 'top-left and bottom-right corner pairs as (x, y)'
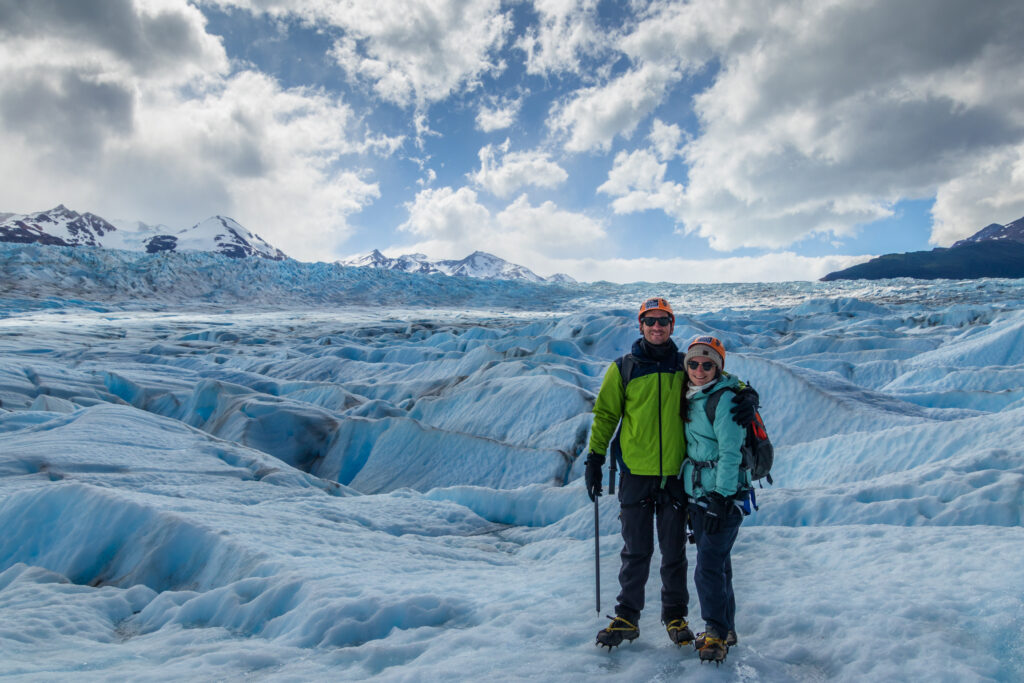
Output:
(679, 373), (751, 498)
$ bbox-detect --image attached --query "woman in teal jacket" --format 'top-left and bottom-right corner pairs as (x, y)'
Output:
(678, 335), (750, 664)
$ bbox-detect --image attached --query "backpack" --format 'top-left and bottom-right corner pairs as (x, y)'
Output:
(704, 385), (774, 487)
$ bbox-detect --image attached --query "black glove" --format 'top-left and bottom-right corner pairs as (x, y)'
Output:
(584, 451), (605, 501)
(701, 492), (729, 534)
(730, 387), (760, 425)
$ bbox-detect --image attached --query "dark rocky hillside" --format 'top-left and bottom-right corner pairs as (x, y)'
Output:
(823, 216), (1024, 280)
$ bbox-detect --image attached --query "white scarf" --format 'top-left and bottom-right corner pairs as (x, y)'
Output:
(686, 378), (718, 399)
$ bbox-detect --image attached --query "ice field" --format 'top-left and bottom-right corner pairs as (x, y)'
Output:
(1, 244), (1023, 680)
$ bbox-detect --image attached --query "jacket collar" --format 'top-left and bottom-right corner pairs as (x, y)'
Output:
(631, 336), (679, 363)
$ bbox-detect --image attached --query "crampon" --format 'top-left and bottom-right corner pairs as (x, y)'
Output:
(596, 615), (639, 650)
(696, 632), (728, 664)
(665, 618), (694, 646)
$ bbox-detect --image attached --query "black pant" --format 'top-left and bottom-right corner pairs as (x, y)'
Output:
(615, 472), (689, 623)
(688, 504), (742, 637)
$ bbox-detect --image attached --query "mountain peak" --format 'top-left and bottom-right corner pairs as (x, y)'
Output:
(342, 249), (575, 283)
(952, 216), (1024, 248)
(0, 206), (287, 260)
(0, 204), (118, 247)
(159, 215), (287, 260)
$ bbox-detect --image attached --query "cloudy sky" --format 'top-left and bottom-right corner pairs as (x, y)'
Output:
(2, 0), (1023, 282)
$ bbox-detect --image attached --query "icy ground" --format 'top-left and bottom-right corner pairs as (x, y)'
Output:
(2, 272), (1024, 680)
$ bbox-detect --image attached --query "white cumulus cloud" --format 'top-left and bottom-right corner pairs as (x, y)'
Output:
(649, 119), (684, 162)
(931, 143), (1024, 244)
(397, 186), (491, 242)
(496, 194), (605, 247)
(547, 251), (874, 284)
(597, 148), (684, 216)
(470, 141), (568, 198)
(548, 63), (677, 153)
(476, 96), (523, 132)
(394, 186), (605, 276)
(316, 0), (512, 108)
(204, 1), (512, 108)
(515, 0), (607, 77)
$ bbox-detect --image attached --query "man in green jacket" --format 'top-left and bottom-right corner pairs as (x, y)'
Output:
(585, 298), (756, 650)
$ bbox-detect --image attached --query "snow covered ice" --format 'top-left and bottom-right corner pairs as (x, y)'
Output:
(1, 244), (1023, 680)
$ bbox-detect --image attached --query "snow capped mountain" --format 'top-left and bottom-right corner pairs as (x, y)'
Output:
(0, 206), (288, 261)
(344, 249), (444, 275)
(1, 207), (558, 274)
(146, 216), (288, 261)
(443, 250), (542, 281)
(343, 249), (577, 283)
(0, 204), (119, 247)
(952, 215), (1024, 247)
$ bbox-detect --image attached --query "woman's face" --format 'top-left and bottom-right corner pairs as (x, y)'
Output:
(686, 357), (717, 386)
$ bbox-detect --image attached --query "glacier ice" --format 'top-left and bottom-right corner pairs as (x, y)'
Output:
(1, 246), (1024, 679)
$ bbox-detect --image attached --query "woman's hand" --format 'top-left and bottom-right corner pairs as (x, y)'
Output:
(730, 387), (759, 424)
(701, 492), (730, 533)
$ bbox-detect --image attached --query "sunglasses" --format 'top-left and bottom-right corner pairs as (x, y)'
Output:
(641, 316), (672, 327)
(687, 360), (716, 371)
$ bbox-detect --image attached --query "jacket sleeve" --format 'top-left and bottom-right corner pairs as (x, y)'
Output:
(587, 362), (625, 455)
(711, 392), (746, 496)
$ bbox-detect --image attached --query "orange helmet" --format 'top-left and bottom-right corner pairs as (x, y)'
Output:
(638, 297), (674, 322)
(687, 335), (726, 367)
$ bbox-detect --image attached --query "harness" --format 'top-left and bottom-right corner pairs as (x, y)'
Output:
(689, 459), (715, 492)
(619, 486), (687, 514)
(689, 457), (758, 515)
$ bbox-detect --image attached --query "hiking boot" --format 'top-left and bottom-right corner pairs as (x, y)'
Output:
(596, 614), (639, 649)
(696, 630), (728, 663)
(665, 617), (694, 646)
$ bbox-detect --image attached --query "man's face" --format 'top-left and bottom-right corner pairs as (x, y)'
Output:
(640, 313), (673, 345)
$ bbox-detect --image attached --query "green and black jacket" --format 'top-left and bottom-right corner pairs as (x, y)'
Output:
(588, 337), (686, 477)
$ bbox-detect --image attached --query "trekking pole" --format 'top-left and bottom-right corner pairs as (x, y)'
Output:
(593, 494), (601, 614)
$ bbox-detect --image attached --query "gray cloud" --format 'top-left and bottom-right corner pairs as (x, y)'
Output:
(749, 0), (1017, 111)
(199, 109), (270, 179)
(103, 151), (235, 228)
(0, 0), (223, 75)
(0, 68), (134, 158)
(0, 0), (225, 173)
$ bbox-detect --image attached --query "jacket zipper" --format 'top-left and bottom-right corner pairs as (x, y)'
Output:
(657, 370), (663, 477)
